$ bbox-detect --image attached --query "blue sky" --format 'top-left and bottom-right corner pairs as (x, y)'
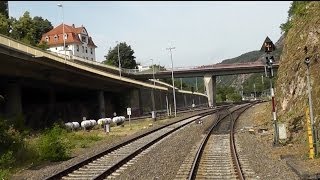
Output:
(9, 1), (291, 68)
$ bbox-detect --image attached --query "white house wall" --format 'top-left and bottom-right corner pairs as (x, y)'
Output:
(48, 43), (96, 61)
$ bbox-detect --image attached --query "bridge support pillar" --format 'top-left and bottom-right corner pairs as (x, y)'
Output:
(184, 94), (187, 107)
(5, 82), (22, 118)
(98, 90), (105, 118)
(129, 88), (142, 116)
(204, 74), (216, 107)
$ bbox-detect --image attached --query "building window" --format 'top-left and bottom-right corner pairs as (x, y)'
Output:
(76, 45), (79, 52)
(64, 33), (68, 40)
(90, 48), (93, 54)
(91, 58), (93, 60)
(81, 36), (87, 43)
(82, 46), (84, 53)
(86, 57), (88, 60)
(54, 35), (58, 41)
(45, 36), (49, 42)
(85, 47), (88, 53)
(55, 47), (57, 50)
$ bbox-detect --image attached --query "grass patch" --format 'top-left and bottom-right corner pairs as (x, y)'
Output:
(8, 115), (178, 178)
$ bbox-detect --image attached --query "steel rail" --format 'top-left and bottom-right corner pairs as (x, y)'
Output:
(45, 105), (228, 180)
(188, 102), (255, 180)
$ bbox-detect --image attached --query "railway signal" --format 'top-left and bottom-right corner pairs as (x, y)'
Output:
(261, 36), (279, 146)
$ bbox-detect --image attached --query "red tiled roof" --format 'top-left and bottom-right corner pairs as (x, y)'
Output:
(40, 23), (97, 48)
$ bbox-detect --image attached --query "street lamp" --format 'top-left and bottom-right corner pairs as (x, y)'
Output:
(116, 41), (121, 77)
(151, 59), (155, 87)
(196, 77), (200, 105)
(254, 83), (256, 100)
(261, 36), (279, 146)
(167, 47), (177, 117)
(57, 3), (66, 61)
(150, 59), (156, 119)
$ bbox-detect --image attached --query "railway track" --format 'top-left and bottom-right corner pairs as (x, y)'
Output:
(45, 105), (231, 180)
(175, 102), (259, 180)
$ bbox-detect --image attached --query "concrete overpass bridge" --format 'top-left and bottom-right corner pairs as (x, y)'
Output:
(122, 62), (279, 79)
(121, 60), (279, 107)
(0, 35), (207, 129)
(41, 42), (280, 109)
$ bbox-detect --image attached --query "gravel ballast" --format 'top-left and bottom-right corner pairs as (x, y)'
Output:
(10, 109), (211, 180)
(115, 113), (218, 180)
(235, 102), (300, 180)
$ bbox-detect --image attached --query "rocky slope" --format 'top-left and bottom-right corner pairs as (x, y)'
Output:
(276, 1), (320, 143)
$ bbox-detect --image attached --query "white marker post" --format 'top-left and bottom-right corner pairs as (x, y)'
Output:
(127, 107), (132, 130)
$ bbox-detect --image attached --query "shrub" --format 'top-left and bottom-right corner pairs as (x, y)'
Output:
(227, 93), (242, 102)
(37, 123), (70, 162)
(0, 151), (15, 168)
(0, 119), (23, 157)
(0, 169), (10, 180)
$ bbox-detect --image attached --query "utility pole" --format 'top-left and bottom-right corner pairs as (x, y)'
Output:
(167, 47), (177, 117)
(196, 77), (200, 105)
(57, 3), (66, 61)
(151, 59), (156, 120)
(254, 83), (256, 100)
(304, 46), (318, 156)
(116, 41), (121, 78)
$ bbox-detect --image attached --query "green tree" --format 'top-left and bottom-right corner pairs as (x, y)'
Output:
(227, 93), (242, 102)
(217, 85), (236, 102)
(33, 16), (53, 44)
(0, 13), (10, 36)
(103, 42), (138, 69)
(9, 11), (53, 46)
(10, 11), (35, 45)
(0, 1), (8, 18)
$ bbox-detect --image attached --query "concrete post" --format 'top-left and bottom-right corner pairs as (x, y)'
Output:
(48, 87), (56, 123)
(98, 90), (105, 118)
(129, 88), (141, 116)
(204, 74), (216, 107)
(184, 94), (187, 108)
(138, 88), (143, 115)
(5, 82), (22, 118)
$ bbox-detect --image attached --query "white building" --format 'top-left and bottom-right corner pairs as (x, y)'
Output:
(137, 65), (151, 72)
(40, 23), (97, 61)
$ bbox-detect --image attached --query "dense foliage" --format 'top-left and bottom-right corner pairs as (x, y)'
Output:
(103, 42), (138, 69)
(280, 1), (311, 34)
(37, 123), (70, 162)
(0, 11), (53, 47)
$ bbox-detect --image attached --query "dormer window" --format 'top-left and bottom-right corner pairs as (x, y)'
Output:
(54, 35), (58, 41)
(81, 36), (87, 43)
(45, 36), (49, 42)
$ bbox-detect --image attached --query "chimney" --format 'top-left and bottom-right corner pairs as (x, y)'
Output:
(72, 24), (75, 28)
